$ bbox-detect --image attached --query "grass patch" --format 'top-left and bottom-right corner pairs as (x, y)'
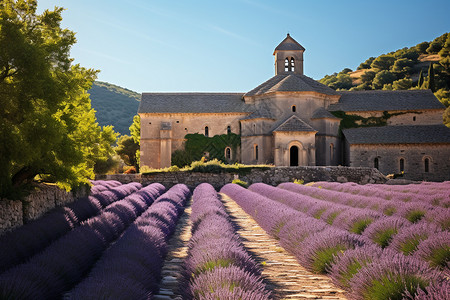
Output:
(405, 210), (426, 223)
(232, 179), (248, 188)
(362, 274), (428, 300)
(372, 228), (397, 248)
(350, 218), (374, 235)
(312, 245), (347, 274)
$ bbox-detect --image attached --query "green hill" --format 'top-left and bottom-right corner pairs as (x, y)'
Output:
(89, 81), (140, 135)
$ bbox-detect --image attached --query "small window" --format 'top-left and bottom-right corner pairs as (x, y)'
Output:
(413, 116), (416, 121)
(253, 123), (256, 134)
(374, 157), (379, 170)
(227, 126), (231, 134)
(149, 122), (152, 124)
(185, 128), (187, 131)
(285, 58), (289, 72)
(225, 147), (231, 160)
(292, 105), (296, 112)
(254, 145), (259, 161)
(290, 58), (295, 72)
(424, 158), (429, 173)
(399, 158), (405, 172)
(176, 120), (180, 123)
(204, 126), (209, 137)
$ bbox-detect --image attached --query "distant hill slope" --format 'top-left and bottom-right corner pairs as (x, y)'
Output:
(89, 81), (140, 135)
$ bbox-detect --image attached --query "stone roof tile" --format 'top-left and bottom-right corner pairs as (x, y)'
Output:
(343, 125), (450, 144)
(274, 34), (305, 52)
(329, 90), (444, 112)
(311, 107), (340, 120)
(138, 93), (248, 114)
(273, 115), (316, 132)
(244, 73), (338, 97)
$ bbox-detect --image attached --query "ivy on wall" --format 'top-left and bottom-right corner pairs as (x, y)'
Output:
(331, 110), (412, 130)
(171, 133), (241, 167)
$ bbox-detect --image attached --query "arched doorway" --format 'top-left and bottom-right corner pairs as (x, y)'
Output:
(290, 146), (299, 166)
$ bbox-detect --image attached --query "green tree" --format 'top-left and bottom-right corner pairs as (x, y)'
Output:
(115, 135), (139, 169)
(372, 70), (396, 89)
(0, 0), (117, 196)
(416, 42), (429, 54)
(360, 71), (376, 84)
(371, 55), (396, 71)
(390, 58), (414, 75)
(417, 70), (424, 88)
(357, 57), (375, 70)
(435, 89), (450, 107)
(319, 73), (353, 90)
(129, 114), (141, 168)
(428, 63), (436, 92)
(392, 78), (413, 90)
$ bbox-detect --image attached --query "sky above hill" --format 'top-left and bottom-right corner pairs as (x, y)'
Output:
(37, 0), (450, 93)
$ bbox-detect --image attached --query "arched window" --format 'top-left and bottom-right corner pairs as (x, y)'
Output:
(285, 58), (289, 72)
(424, 158), (430, 173)
(374, 157), (379, 170)
(254, 145), (259, 161)
(292, 105), (296, 112)
(225, 147), (231, 160)
(413, 116), (416, 121)
(399, 158), (405, 172)
(227, 125), (231, 134)
(330, 143), (334, 163)
(290, 58), (295, 72)
(204, 126), (209, 137)
(253, 123), (256, 134)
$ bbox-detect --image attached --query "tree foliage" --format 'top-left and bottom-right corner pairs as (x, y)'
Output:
(0, 0), (117, 197)
(371, 55), (396, 71)
(129, 114), (140, 168)
(115, 135), (139, 169)
(372, 70), (396, 89)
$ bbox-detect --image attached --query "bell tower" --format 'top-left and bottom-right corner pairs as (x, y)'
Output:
(273, 33), (305, 75)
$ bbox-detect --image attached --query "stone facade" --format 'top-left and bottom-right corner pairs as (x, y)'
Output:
(97, 166), (387, 191)
(138, 34), (450, 181)
(0, 200), (23, 235)
(346, 143), (450, 182)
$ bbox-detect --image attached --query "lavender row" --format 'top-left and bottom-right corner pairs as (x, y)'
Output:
(90, 180), (122, 193)
(0, 181), (142, 273)
(251, 183), (449, 268)
(221, 184), (447, 299)
(367, 181), (450, 195)
(0, 183), (165, 299)
(66, 184), (190, 299)
(278, 182), (449, 230)
(181, 183), (271, 299)
(312, 181), (449, 208)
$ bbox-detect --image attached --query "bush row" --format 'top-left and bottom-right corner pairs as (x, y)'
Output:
(0, 183), (165, 299)
(221, 184), (446, 300)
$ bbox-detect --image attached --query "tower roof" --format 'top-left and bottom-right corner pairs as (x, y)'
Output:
(273, 115), (316, 132)
(273, 33), (305, 54)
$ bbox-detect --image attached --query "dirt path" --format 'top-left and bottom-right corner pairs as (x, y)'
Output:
(153, 197), (192, 300)
(220, 193), (347, 300)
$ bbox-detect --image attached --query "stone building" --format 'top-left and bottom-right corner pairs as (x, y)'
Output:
(138, 34), (450, 181)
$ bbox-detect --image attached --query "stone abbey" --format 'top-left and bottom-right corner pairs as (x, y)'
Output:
(138, 34), (450, 181)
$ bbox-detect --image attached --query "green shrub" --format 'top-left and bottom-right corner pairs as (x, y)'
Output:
(232, 179), (248, 188)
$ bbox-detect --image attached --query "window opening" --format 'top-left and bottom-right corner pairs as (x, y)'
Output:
(374, 157), (379, 169)
(400, 158), (404, 172)
(254, 145), (259, 161)
(227, 126), (231, 134)
(285, 58), (289, 72)
(204, 126), (209, 137)
(225, 147), (231, 160)
(413, 116), (416, 121)
(330, 143), (334, 163)
(290, 58), (295, 72)
(424, 158), (429, 172)
(292, 105), (296, 112)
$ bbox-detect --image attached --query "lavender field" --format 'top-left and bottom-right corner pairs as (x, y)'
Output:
(0, 180), (448, 299)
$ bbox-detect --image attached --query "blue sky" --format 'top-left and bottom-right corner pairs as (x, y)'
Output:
(37, 0), (450, 93)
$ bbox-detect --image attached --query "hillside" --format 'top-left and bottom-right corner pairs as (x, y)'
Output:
(89, 81), (140, 135)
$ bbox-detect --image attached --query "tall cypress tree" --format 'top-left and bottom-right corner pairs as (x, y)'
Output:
(418, 69), (424, 88)
(428, 62), (436, 92)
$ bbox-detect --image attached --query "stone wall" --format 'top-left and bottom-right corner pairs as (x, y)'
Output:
(0, 200), (23, 234)
(0, 184), (89, 236)
(97, 166), (387, 191)
(347, 144), (450, 182)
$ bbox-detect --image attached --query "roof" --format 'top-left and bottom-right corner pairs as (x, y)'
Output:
(329, 90), (444, 112)
(139, 93), (248, 114)
(244, 73), (339, 97)
(273, 115), (316, 132)
(311, 107), (340, 120)
(343, 125), (450, 144)
(274, 34), (305, 53)
(242, 107), (275, 120)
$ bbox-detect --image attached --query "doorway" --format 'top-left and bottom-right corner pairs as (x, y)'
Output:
(290, 146), (299, 166)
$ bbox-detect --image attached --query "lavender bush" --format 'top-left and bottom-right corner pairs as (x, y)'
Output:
(362, 216), (411, 248)
(389, 222), (442, 255)
(349, 254), (445, 300)
(414, 231), (450, 269)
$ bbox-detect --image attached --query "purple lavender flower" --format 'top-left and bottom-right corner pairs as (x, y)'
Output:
(409, 279), (449, 300)
(414, 231), (450, 269)
(329, 244), (395, 289)
(186, 266), (271, 300)
(349, 254), (445, 300)
(363, 216), (411, 248)
(389, 222), (442, 255)
(297, 227), (366, 274)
